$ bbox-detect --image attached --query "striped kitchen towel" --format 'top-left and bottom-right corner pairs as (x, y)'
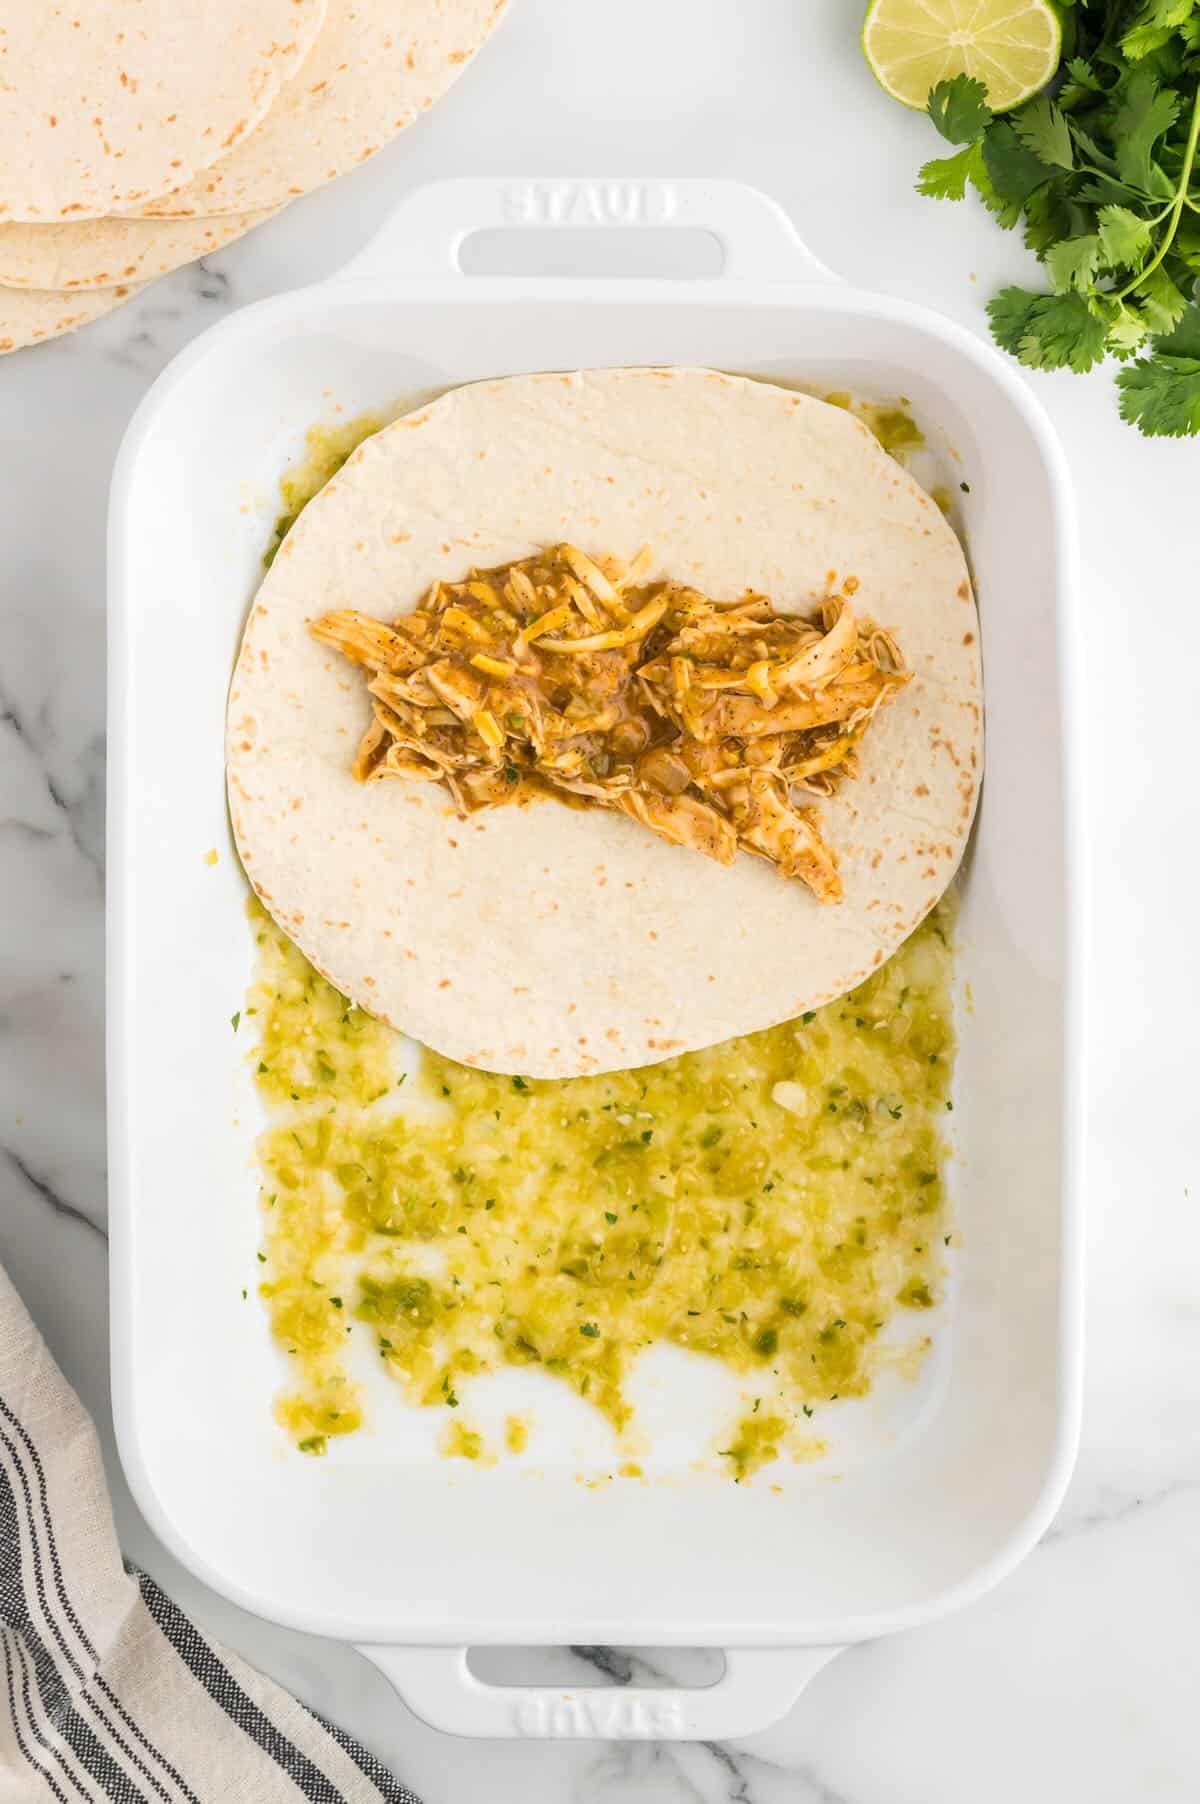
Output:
(0, 1262), (419, 1803)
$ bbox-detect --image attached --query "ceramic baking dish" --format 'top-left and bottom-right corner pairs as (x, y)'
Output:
(108, 178), (1084, 1740)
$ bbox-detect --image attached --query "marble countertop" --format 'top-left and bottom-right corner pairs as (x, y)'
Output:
(3, 1), (1198, 1797)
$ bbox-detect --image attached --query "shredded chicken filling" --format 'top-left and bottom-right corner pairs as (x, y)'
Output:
(312, 545), (909, 903)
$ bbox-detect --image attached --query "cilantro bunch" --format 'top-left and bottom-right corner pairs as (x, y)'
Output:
(917, 0), (1200, 435)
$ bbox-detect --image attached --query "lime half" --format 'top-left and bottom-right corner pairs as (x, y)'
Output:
(862, 0), (1061, 114)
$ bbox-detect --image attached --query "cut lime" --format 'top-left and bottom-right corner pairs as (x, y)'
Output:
(862, 0), (1061, 114)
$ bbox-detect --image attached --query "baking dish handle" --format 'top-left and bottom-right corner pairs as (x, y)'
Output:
(357, 1643), (843, 1740)
(339, 177), (838, 285)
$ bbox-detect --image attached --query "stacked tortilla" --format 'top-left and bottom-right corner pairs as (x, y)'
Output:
(0, 0), (509, 354)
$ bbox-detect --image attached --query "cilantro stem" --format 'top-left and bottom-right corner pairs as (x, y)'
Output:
(1074, 162), (1153, 202)
(1113, 83), (1200, 304)
(1095, 1), (1121, 57)
(1145, 200), (1179, 225)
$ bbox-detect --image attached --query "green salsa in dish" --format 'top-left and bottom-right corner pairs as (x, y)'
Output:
(249, 898), (955, 1479)
(262, 414), (385, 568)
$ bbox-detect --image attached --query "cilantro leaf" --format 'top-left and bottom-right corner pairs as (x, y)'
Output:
(982, 122), (1057, 213)
(1017, 293), (1111, 372)
(1116, 351), (1200, 434)
(970, 157), (1023, 229)
(1113, 70), (1181, 193)
(1012, 95), (1074, 169)
(1137, 262), (1189, 332)
(1022, 182), (1086, 254)
(1121, 0), (1198, 63)
(927, 75), (993, 145)
(1044, 233), (1101, 292)
(1155, 303), (1200, 359)
(1071, 125), (1120, 177)
(1097, 204), (1153, 268)
(917, 141), (985, 201)
(1059, 56), (1105, 106)
(1175, 216), (1200, 270)
(987, 287), (1041, 356)
(1107, 303), (1153, 356)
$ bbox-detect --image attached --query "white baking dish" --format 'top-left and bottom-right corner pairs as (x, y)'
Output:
(107, 178), (1084, 1740)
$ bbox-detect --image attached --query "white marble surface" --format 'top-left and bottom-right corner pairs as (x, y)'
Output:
(3, 0), (1199, 1797)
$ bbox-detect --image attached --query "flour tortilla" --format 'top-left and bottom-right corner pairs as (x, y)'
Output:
(0, 0), (326, 222)
(0, 280), (142, 354)
(129, 0), (510, 218)
(0, 209), (275, 291)
(227, 369), (983, 1078)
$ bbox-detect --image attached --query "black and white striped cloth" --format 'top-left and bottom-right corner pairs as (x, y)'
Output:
(0, 1263), (420, 1803)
